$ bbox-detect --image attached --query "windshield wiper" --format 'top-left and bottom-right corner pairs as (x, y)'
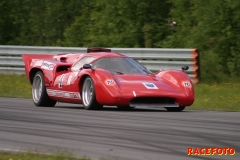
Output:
(115, 71), (124, 74)
(109, 69), (124, 74)
(143, 69), (152, 74)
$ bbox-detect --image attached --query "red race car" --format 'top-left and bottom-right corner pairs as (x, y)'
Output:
(22, 48), (194, 111)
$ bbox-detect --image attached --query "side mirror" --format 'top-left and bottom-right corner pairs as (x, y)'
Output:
(82, 64), (92, 69)
(182, 65), (189, 71)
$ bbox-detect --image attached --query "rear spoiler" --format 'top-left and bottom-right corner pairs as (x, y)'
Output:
(22, 54), (55, 68)
(22, 54), (55, 80)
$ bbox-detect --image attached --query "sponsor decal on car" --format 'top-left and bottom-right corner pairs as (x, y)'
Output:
(142, 82), (158, 89)
(41, 61), (55, 70)
(55, 92), (65, 97)
(182, 81), (191, 87)
(69, 93), (80, 99)
(187, 147), (235, 156)
(58, 74), (66, 88)
(46, 89), (81, 99)
(33, 60), (43, 67)
(132, 91), (136, 97)
(105, 79), (115, 86)
(67, 75), (73, 85)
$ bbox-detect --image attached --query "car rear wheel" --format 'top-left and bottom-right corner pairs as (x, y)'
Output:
(32, 71), (56, 107)
(82, 76), (103, 110)
(165, 106), (185, 112)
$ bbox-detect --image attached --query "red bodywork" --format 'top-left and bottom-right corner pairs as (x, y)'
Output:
(22, 51), (194, 107)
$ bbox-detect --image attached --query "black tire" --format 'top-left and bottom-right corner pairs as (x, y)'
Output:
(82, 76), (103, 110)
(32, 71), (56, 107)
(165, 106), (185, 112)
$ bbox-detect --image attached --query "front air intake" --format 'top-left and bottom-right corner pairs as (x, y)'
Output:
(129, 97), (177, 107)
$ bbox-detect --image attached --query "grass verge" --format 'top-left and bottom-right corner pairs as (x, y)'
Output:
(0, 74), (239, 111)
(191, 83), (240, 111)
(0, 151), (90, 160)
(0, 74), (32, 99)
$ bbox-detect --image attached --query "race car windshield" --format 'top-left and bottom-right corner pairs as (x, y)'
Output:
(92, 57), (152, 75)
(71, 56), (97, 71)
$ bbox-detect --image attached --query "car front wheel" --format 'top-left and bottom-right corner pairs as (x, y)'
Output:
(82, 76), (103, 110)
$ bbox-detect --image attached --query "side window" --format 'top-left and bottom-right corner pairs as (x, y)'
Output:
(71, 56), (96, 71)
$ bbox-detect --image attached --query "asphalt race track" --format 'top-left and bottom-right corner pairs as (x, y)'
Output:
(0, 97), (239, 160)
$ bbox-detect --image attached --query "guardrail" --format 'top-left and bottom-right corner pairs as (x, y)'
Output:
(0, 45), (200, 83)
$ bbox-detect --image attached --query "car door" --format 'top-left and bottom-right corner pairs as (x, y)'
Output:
(48, 56), (96, 103)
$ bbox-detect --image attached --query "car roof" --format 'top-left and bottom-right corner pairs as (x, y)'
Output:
(84, 52), (127, 58)
(54, 51), (129, 64)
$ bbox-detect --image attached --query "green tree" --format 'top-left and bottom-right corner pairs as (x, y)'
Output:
(0, 0), (22, 44)
(63, 0), (171, 48)
(164, 0), (240, 82)
(44, 0), (83, 46)
(6, 0), (47, 45)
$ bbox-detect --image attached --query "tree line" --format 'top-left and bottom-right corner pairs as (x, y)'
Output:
(0, 0), (239, 82)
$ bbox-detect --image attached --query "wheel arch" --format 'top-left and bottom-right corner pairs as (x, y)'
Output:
(31, 70), (56, 107)
(79, 74), (91, 95)
(30, 68), (43, 85)
(80, 74), (103, 110)
(79, 74), (90, 86)
(78, 71), (120, 105)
